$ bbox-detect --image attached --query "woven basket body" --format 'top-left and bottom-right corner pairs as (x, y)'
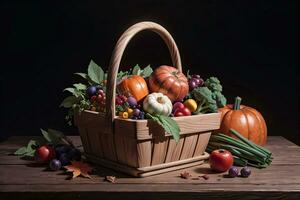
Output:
(75, 22), (221, 177)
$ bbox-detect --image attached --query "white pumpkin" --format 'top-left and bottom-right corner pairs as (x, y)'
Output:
(143, 93), (173, 116)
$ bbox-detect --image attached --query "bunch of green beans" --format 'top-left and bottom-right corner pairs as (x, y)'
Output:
(206, 129), (273, 168)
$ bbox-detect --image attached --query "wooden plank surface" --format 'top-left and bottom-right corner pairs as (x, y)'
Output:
(0, 136), (299, 200)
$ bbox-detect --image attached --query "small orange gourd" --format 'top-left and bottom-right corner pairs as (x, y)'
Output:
(218, 97), (267, 146)
(117, 75), (149, 102)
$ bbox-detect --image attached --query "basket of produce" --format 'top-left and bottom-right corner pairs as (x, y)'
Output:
(63, 21), (227, 177)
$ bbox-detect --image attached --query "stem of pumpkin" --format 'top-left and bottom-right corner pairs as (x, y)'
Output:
(233, 96), (242, 110)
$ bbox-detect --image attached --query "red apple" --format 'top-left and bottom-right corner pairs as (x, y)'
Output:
(35, 145), (56, 163)
(172, 102), (185, 113)
(174, 107), (191, 117)
(209, 149), (233, 172)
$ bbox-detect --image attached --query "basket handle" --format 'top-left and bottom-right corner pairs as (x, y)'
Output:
(105, 21), (182, 130)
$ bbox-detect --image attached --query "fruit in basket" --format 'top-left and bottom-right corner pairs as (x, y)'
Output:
(35, 145), (56, 163)
(86, 86), (98, 97)
(184, 99), (197, 112)
(218, 96), (267, 146)
(240, 167), (251, 177)
(118, 75), (149, 102)
(148, 65), (189, 102)
(119, 111), (129, 119)
(139, 111), (145, 119)
(174, 106), (191, 117)
(143, 93), (172, 116)
(49, 159), (62, 171)
(126, 108), (133, 117)
(209, 149), (233, 172)
(90, 95), (97, 103)
(172, 102), (185, 113)
(188, 74), (204, 91)
(132, 108), (141, 117)
(115, 96), (124, 105)
(127, 96), (137, 107)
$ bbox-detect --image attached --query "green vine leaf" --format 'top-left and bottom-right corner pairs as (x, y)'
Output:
(146, 114), (180, 142)
(141, 65), (153, 78)
(132, 64), (141, 75)
(75, 72), (88, 79)
(60, 96), (79, 108)
(88, 60), (104, 84)
(73, 83), (87, 90)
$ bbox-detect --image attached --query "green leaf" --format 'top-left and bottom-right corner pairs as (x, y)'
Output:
(141, 65), (153, 78)
(88, 60), (104, 84)
(75, 72), (88, 79)
(63, 88), (75, 94)
(73, 83), (87, 90)
(146, 114), (180, 142)
(132, 64), (141, 75)
(63, 88), (82, 97)
(41, 129), (64, 145)
(14, 147), (27, 155)
(60, 96), (79, 108)
(14, 140), (39, 157)
(24, 150), (36, 157)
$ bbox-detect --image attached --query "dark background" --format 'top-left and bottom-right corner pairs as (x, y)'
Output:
(1, 1), (299, 144)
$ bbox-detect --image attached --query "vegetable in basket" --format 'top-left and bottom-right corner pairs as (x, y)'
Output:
(143, 93), (173, 116)
(148, 65), (189, 102)
(191, 77), (226, 114)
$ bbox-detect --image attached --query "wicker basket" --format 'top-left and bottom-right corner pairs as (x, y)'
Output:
(75, 21), (221, 177)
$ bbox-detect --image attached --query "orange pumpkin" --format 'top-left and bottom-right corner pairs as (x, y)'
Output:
(117, 75), (149, 102)
(218, 97), (267, 146)
(148, 65), (189, 102)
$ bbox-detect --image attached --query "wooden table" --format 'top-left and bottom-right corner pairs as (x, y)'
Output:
(0, 136), (299, 200)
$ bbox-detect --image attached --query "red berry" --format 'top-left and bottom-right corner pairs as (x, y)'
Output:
(97, 94), (103, 102)
(35, 145), (55, 163)
(98, 89), (105, 96)
(189, 80), (198, 90)
(90, 95), (97, 102)
(193, 78), (201, 85)
(116, 97), (123, 105)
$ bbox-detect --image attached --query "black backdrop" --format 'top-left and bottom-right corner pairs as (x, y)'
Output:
(1, 1), (299, 145)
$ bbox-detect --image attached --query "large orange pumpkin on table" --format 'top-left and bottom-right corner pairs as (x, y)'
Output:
(148, 65), (189, 102)
(117, 75), (149, 102)
(218, 96), (267, 146)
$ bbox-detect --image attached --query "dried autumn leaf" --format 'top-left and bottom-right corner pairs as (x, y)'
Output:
(105, 176), (117, 183)
(199, 174), (210, 180)
(64, 161), (93, 179)
(180, 171), (192, 179)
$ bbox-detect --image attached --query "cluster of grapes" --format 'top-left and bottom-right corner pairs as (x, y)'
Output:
(87, 85), (106, 112)
(188, 74), (204, 90)
(116, 94), (127, 106)
(116, 95), (145, 119)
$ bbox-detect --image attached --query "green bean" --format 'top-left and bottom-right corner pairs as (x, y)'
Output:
(233, 156), (248, 166)
(212, 133), (271, 157)
(210, 136), (267, 159)
(230, 129), (272, 155)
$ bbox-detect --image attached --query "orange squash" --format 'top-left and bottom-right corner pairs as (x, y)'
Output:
(218, 97), (267, 146)
(117, 75), (149, 102)
(148, 65), (189, 102)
